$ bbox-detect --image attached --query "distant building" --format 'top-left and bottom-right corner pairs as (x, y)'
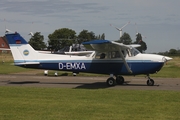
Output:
(0, 36), (10, 53)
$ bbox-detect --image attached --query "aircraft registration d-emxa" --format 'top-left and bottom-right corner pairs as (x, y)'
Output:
(5, 32), (172, 86)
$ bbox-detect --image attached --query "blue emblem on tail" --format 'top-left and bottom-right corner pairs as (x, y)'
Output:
(23, 50), (29, 56)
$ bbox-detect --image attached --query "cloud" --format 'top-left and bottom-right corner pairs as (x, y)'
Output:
(1, 0), (108, 17)
(1, 0), (179, 25)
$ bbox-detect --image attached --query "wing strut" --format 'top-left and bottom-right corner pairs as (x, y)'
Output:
(119, 49), (132, 73)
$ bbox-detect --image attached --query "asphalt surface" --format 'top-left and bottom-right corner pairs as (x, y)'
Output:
(0, 74), (180, 90)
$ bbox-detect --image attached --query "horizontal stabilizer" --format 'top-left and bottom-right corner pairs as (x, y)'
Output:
(14, 62), (40, 65)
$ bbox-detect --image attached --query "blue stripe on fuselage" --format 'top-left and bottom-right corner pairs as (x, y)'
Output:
(14, 60), (164, 75)
(14, 59), (152, 63)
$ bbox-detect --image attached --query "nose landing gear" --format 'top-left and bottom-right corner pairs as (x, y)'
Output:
(146, 75), (154, 86)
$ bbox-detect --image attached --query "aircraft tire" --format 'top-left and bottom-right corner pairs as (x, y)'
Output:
(116, 76), (124, 85)
(106, 77), (115, 87)
(147, 79), (154, 86)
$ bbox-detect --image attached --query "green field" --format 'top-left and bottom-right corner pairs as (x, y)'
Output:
(0, 87), (180, 120)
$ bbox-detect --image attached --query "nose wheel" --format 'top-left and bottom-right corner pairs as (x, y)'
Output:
(147, 75), (155, 86)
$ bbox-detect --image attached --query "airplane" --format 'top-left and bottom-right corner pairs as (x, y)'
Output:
(5, 31), (172, 87)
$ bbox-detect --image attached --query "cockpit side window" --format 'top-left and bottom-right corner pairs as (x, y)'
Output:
(111, 51), (120, 58)
(95, 51), (120, 59)
(95, 52), (107, 59)
(95, 50), (129, 59)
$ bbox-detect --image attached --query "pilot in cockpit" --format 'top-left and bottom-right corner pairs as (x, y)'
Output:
(100, 53), (106, 59)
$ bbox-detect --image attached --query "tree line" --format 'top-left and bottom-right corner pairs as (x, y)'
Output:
(28, 28), (105, 51)
(158, 49), (180, 56)
(28, 28), (147, 53)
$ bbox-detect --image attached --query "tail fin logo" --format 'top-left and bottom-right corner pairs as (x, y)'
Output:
(23, 50), (29, 56)
(13, 36), (21, 44)
(16, 40), (21, 44)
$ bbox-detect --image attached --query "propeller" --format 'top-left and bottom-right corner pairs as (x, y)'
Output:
(110, 21), (130, 38)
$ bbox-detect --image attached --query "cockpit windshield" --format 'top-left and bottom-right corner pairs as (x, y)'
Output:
(128, 47), (141, 56)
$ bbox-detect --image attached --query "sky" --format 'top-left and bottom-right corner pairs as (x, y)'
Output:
(0, 0), (180, 53)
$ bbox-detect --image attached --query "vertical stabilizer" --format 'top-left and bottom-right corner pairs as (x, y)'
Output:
(5, 32), (38, 64)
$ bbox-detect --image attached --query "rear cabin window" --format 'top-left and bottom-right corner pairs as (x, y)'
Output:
(95, 51), (124, 59)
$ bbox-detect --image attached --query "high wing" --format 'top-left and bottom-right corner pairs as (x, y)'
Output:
(82, 40), (134, 73)
(65, 41), (140, 56)
(82, 40), (140, 51)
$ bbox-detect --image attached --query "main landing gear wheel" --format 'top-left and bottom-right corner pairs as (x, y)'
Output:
(106, 77), (115, 87)
(147, 79), (154, 86)
(116, 76), (124, 85)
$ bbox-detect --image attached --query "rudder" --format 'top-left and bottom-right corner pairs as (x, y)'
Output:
(5, 32), (38, 64)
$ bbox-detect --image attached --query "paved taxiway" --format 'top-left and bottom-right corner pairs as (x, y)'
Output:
(0, 74), (180, 90)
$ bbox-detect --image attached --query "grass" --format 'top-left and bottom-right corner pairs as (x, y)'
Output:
(0, 87), (180, 120)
